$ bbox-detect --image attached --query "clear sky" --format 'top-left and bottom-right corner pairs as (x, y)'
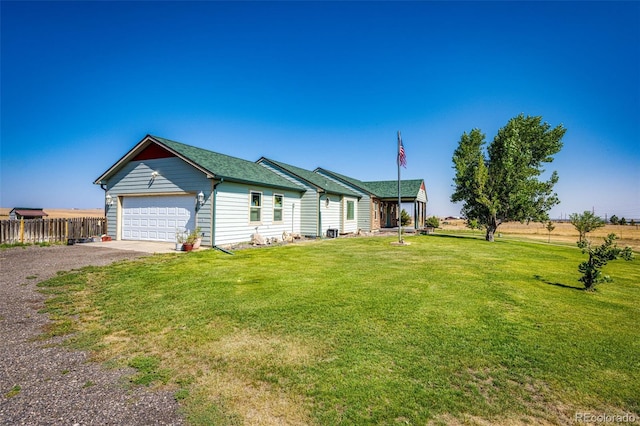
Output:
(1, 1), (639, 219)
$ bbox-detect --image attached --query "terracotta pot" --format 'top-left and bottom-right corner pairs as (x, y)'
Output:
(182, 243), (194, 252)
(193, 238), (202, 249)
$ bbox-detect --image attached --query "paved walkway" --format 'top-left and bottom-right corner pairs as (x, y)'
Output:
(80, 240), (191, 254)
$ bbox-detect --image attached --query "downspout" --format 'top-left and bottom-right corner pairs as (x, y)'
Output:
(100, 183), (108, 236)
(210, 178), (233, 254)
(211, 178), (224, 247)
(317, 192), (322, 238)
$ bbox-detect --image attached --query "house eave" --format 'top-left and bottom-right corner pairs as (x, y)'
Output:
(94, 135), (216, 185)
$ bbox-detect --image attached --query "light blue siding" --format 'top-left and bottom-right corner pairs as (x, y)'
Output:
(320, 194), (340, 236)
(341, 197), (358, 234)
(214, 181), (302, 246)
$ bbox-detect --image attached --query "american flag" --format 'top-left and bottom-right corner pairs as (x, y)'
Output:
(398, 135), (407, 168)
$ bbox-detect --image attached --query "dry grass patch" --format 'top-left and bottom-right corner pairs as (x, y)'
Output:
(166, 330), (321, 425)
(192, 369), (312, 426)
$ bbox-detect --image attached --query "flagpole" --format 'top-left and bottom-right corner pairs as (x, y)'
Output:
(397, 131), (402, 243)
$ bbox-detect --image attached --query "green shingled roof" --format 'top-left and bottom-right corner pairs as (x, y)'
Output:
(260, 158), (360, 197)
(363, 179), (424, 199)
(152, 136), (304, 192)
(316, 168), (424, 200)
(314, 168), (377, 194)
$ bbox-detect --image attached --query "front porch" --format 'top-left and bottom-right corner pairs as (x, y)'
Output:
(375, 199), (427, 230)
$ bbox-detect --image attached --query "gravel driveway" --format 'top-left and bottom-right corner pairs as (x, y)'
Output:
(0, 245), (184, 425)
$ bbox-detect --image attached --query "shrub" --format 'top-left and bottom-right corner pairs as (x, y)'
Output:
(400, 209), (412, 226)
(425, 216), (440, 228)
(466, 218), (482, 230)
(577, 233), (633, 291)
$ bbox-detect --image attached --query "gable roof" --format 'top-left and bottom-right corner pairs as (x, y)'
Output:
(315, 168), (425, 200)
(258, 158), (360, 197)
(363, 179), (425, 199)
(314, 167), (377, 195)
(95, 135), (303, 192)
(10, 208), (48, 217)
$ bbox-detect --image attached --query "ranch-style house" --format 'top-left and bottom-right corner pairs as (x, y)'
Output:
(94, 135), (428, 247)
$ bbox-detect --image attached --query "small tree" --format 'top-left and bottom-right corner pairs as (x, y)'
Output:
(609, 215), (619, 225)
(545, 221), (555, 243)
(570, 211), (605, 242)
(425, 216), (440, 228)
(577, 233), (633, 291)
(619, 217), (627, 225)
(400, 209), (412, 227)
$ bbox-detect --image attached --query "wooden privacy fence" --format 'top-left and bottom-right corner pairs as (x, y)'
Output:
(0, 217), (106, 245)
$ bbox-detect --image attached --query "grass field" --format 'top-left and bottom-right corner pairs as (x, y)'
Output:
(38, 234), (639, 425)
(441, 220), (640, 252)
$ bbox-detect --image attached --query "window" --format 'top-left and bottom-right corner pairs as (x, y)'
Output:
(273, 194), (283, 222)
(347, 200), (355, 220)
(250, 191), (262, 222)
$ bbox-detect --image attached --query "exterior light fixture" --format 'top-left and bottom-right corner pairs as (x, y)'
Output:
(106, 194), (113, 206)
(325, 198), (330, 207)
(197, 191), (205, 206)
(151, 171), (159, 179)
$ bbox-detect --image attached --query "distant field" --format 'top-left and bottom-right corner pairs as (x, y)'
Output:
(0, 208), (104, 219)
(440, 219), (640, 252)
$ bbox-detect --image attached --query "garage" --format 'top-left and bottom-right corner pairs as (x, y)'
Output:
(122, 195), (196, 242)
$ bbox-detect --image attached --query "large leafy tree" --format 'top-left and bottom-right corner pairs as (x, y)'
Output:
(451, 114), (565, 241)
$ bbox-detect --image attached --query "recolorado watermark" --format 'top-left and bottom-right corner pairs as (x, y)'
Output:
(575, 412), (638, 423)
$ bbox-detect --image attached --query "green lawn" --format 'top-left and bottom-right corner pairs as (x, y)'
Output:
(39, 234), (639, 425)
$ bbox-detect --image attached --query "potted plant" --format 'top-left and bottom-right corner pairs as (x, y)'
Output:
(191, 227), (203, 249)
(182, 227), (201, 252)
(175, 229), (186, 251)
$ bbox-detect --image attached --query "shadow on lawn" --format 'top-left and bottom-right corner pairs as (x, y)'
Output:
(534, 274), (583, 291)
(427, 233), (484, 241)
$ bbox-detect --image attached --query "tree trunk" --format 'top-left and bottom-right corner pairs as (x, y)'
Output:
(485, 214), (498, 242)
(485, 227), (495, 242)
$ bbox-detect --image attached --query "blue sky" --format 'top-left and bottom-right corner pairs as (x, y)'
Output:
(1, 1), (639, 219)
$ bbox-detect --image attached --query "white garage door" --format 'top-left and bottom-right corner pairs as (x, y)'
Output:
(122, 195), (195, 242)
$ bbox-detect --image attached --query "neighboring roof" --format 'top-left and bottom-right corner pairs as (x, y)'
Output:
(314, 167), (377, 195)
(316, 168), (425, 200)
(95, 135), (304, 192)
(10, 208), (48, 216)
(259, 158), (360, 197)
(363, 179), (425, 199)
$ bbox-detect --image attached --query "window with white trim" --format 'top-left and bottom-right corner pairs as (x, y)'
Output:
(250, 191), (262, 223)
(273, 194), (283, 222)
(346, 200), (355, 220)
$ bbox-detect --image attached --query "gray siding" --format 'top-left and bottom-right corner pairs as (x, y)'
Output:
(104, 158), (213, 245)
(316, 171), (371, 231)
